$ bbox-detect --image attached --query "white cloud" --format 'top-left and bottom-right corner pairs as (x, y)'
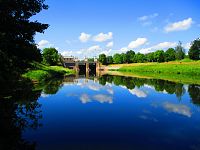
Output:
(87, 45), (101, 53)
(106, 87), (114, 95)
(37, 40), (50, 49)
(79, 94), (113, 104)
(88, 84), (101, 91)
(61, 45), (101, 58)
(184, 42), (191, 50)
(138, 13), (158, 26)
(138, 16), (148, 22)
(93, 94), (113, 104)
(106, 41), (114, 48)
(100, 49), (112, 56)
(120, 47), (129, 53)
(153, 42), (177, 49)
(138, 13), (158, 21)
(129, 88), (147, 98)
(93, 32), (113, 42)
(128, 38), (148, 49)
(61, 51), (73, 56)
(40, 93), (50, 98)
(141, 21), (152, 26)
(79, 32), (91, 42)
(140, 42), (177, 54)
(164, 18), (193, 33)
(80, 94), (91, 104)
(163, 102), (192, 117)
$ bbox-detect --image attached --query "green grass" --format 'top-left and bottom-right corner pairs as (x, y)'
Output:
(108, 59), (200, 84)
(23, 62), (74, 82)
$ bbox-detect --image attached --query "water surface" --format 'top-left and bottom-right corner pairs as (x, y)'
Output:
(1, 75), (200, 150)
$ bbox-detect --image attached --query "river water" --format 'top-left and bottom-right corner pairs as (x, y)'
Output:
(1, 74), (200, 150)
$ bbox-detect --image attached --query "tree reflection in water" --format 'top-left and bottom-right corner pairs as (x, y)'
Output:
(0, 79), (41, 149)
(0, 75), (200, 149)
(99, 75), (200, 105)
(188, 84), (200, 106)
(0, 77), (64, 150)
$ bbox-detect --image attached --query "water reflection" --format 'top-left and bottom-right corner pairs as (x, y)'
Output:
(1, 74), (200, 150)
(188, 84), (200, 106)
(0, 79), (42, 150)
(162, 102), (192, 117)
(99, 75), (199, 105)
(0, 77), (66, 149)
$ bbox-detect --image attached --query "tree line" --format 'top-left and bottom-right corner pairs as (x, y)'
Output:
(99, 39), (200, 65)
(99, 75), (200, 104)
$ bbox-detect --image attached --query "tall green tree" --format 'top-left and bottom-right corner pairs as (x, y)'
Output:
(113, 53), (123, 64)
(165, 48), (176, 62)
(0, 0), (48, 81)
(146, 52), (155, 62)
(175, 41), (185, 60)
(188, 38), (200, 60)
(106, 56), (113, 64)
(126, 50), (135, 63)
(88, 58), (94, 62)
(121, 53), (128, 63)
(42, 48), (59, 66)
(99, 54), (107, 65)
(134, 53), (146, 63)
(154, 50), (165, 62)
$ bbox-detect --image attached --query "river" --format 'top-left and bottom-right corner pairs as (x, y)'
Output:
(1, 74), (200, 150)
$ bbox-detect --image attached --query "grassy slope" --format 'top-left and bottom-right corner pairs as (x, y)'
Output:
(107, 59), (200, 84)
(23, 62), (74, 82)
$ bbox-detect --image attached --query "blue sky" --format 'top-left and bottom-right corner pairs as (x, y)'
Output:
(33, 0), (200, 58)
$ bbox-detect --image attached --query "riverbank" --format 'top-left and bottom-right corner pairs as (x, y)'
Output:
(106, 59), (200, 84)
(23, 62), (74, 82)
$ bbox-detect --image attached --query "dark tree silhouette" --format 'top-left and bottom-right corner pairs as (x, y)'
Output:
(188, 85), (200, 106)
(189, 38), (200, 60)
(0, 79), (43, 150)
(0, 0), (49, 82)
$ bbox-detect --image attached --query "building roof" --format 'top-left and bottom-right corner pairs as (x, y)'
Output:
(63, 56), (75, 59)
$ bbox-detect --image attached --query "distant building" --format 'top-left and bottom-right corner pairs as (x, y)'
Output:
(61, 55), (78, 69)
(62, 56), (76, 62)
(60, 55), (99, 73)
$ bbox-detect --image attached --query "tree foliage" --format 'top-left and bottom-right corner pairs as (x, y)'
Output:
(113, 53), (123, 64)
(126, 50), (135, 63)
(42, 48), (59, 66)
(0, 0), (49, 81)
(165, 48), (176, 62)
(99, 54), (107, 65)
(133, 53), (146, 63)
(100, 39), (197, 65)
(154, 50), (165, 62)
(121, 53), (128, 63)
(99, 75), (194, 103)
(175, 41), (185, 60)
(189, 38), (200, 60)
(146, 52), (155, 62)
(106, 56), (113, 64)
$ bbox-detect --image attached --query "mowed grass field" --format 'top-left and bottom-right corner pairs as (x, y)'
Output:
(107, 59), (200, 84)
(23, 62), (74, 82)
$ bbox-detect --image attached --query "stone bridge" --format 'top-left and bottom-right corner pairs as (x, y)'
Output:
(61, 56), (101, 73)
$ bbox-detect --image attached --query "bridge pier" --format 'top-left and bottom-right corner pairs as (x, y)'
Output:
(86, 62), (89, 72)
(96, 62), (100, 72)
(75, 62), (79, 72)
(61, 55), (100, 76)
